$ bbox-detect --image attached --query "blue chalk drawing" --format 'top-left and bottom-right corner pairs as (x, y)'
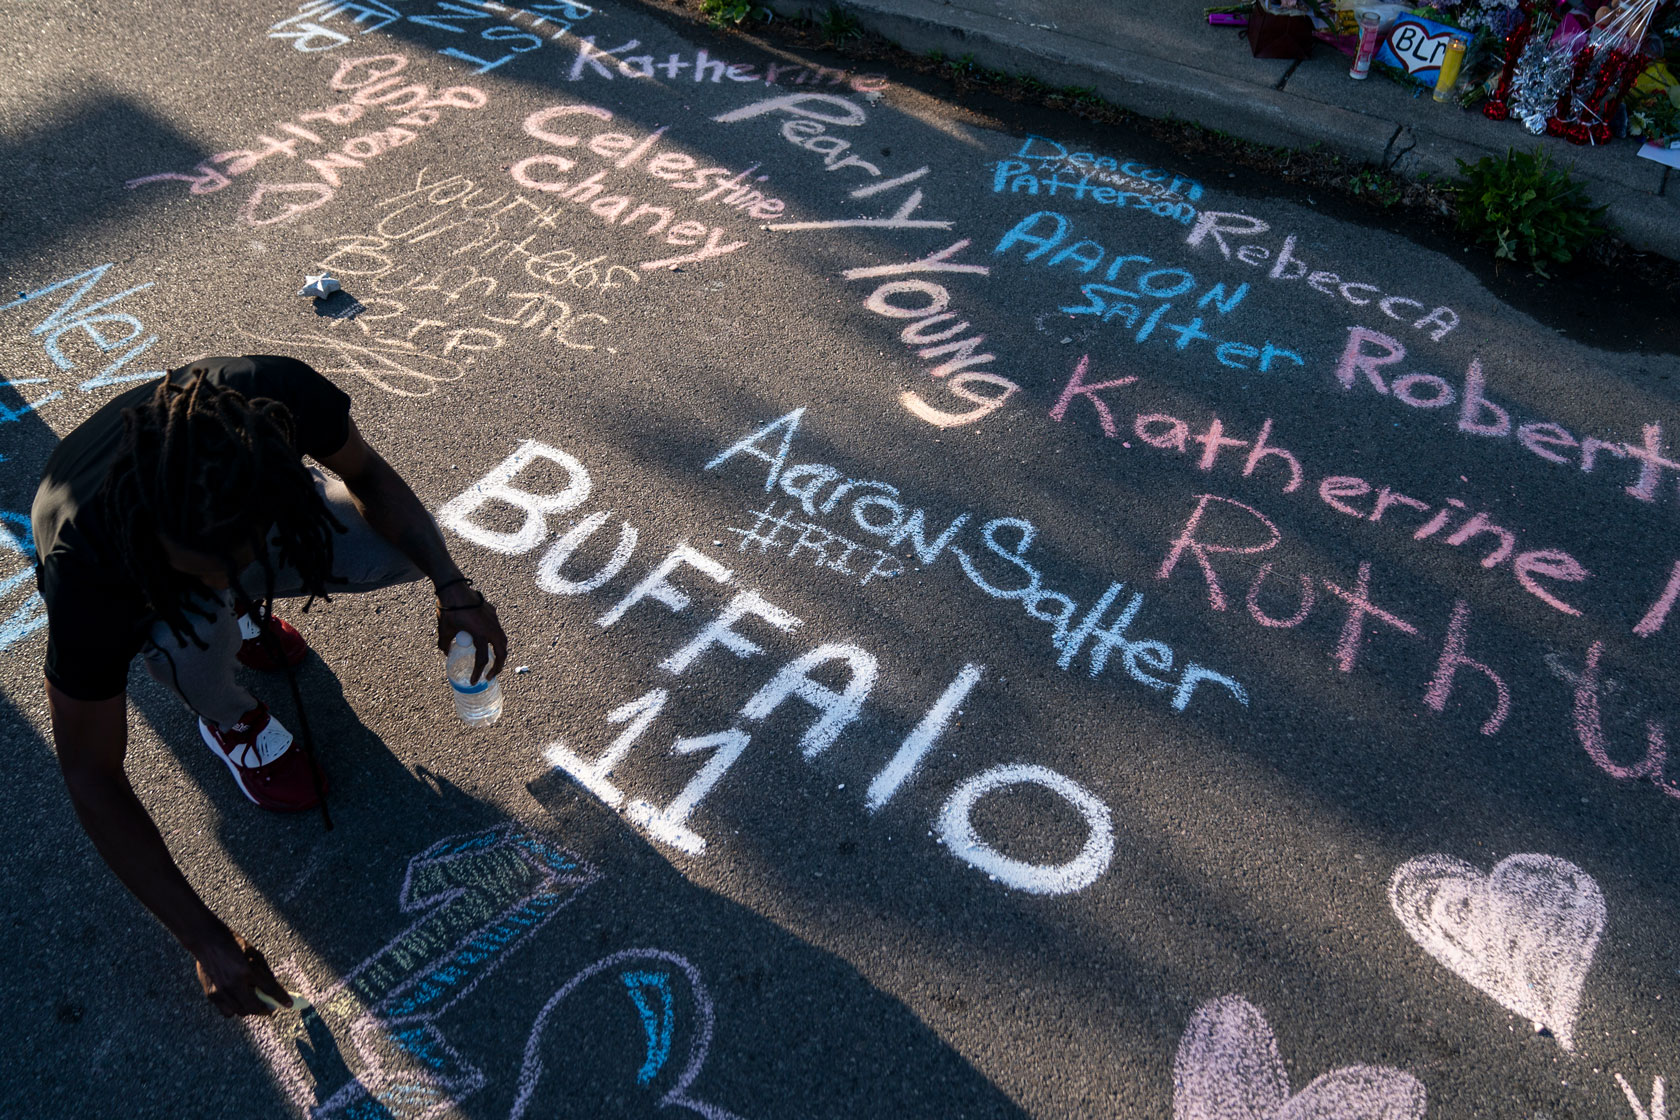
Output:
(621, 970), (676, 1085)
(248, 824), (601, 1120)
(511, 949), (746, 1120)
(0, 512), (44, 655)
(0, 590), (45, 654)
(2, 264), (163, 392)
(248, 826), (749, 1119)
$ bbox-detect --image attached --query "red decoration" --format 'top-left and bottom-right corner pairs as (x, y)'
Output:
(1483, 3), (1536, 120)
(1546, 42), (1597, 134)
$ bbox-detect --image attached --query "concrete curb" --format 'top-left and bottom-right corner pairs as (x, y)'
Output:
(765, 0), (1680, 260)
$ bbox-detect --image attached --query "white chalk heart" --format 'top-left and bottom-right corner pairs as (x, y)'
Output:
(1173, 995), (1427, 1120)
(1388, 853), (1605, 1051)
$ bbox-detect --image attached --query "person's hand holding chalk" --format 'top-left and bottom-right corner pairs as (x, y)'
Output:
(194, 931), (293, 1018)
(256, 988), (310, 1013)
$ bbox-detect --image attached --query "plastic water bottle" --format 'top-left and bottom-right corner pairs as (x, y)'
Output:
(446, 631), (503, 726)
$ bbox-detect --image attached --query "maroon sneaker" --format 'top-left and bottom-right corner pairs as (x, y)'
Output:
(236, 613), (309, 671)
(199, 703), (324, 812)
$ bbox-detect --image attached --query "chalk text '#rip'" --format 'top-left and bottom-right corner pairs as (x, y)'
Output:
(705, 409), (1249, 715)
(724, 501), (906, 587)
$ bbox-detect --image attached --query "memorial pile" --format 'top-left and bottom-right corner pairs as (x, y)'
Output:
(1206, 0), (1680, 150)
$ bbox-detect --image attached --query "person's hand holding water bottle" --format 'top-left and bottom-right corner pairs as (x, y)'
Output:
(434, 576), (508, 724)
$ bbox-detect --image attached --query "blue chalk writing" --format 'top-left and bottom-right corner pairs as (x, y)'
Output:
(703, 410), (1248, 714)
(0, 591), (44, 654)
(267, 0), (594, 74)
(622, 971), (676, 1085)
(991, 211), (1307, 374)
(987, 135), (1201, 225)
(1, 264), (162, 393)
(0, 512), (44, 655)
(1012, 134), (1204, 199)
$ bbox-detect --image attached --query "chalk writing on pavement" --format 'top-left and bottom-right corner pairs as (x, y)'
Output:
(1174, 995), (1427, 1119)
(250, 823), (749, 1118)
(249, 824), (599, 1118)
(0, 513), (44, 655)
(128, 54), (486, 228)
(1388, 852), (1604, 1051)
(268, 0), (595, 75)
(2, 263), (163, 395)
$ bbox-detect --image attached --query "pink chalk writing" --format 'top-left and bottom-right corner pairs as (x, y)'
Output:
(1052, 357), (1595, 619)
(1335, 326), (1680, 514)
(567, 36), (886, 91)
(507, 102), (776, 270)
(1048, 354), (1136, 435)
(840, 242), (1016, 428)
(1572, 641), (1677, 799)
(1424, 600), (1511, 736)
(713, 92), (1012, 428)
(1635, 559), (1680, 637)
(1157, 490), (1522, 738)
(126, 54), (485, 226)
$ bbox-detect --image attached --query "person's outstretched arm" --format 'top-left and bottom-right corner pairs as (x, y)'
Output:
(319, 416), (509, 682)
(47, 681), (290, 1016)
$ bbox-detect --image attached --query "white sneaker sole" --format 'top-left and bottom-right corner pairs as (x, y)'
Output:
(200, 717), (297, 806)
(201, 719), (263, 806)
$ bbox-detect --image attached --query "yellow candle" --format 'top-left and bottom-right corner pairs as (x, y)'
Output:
(1434, 37), (1468, 102)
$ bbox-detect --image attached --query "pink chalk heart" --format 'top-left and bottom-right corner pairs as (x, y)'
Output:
(1388, 853), (1604, 1051)
(1174, 995), (1427, 1120)
(240, 181), (334, 227)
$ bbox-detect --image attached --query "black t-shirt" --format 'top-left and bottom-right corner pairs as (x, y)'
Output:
(31, 355), (351, 701)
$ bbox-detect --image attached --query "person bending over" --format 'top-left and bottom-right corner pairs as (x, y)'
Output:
(32, 355), (508, 1018)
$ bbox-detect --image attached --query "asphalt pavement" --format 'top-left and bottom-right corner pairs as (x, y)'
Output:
(0, 2), (1676, 1118)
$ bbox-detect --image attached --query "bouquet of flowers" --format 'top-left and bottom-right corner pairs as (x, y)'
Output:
(1629, 58), (1680, 143)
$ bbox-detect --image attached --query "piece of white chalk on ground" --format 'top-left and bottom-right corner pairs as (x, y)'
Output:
(514, 665), (530, 674)
(256, 989), (310, 1012)
(297, 272), (340, 299)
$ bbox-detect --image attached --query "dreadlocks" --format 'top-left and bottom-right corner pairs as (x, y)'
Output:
(103, 366), (345, 827)
(103, 367), (345, 648)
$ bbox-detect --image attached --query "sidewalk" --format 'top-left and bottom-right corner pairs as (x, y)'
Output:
(767, 0), (1680, 259)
